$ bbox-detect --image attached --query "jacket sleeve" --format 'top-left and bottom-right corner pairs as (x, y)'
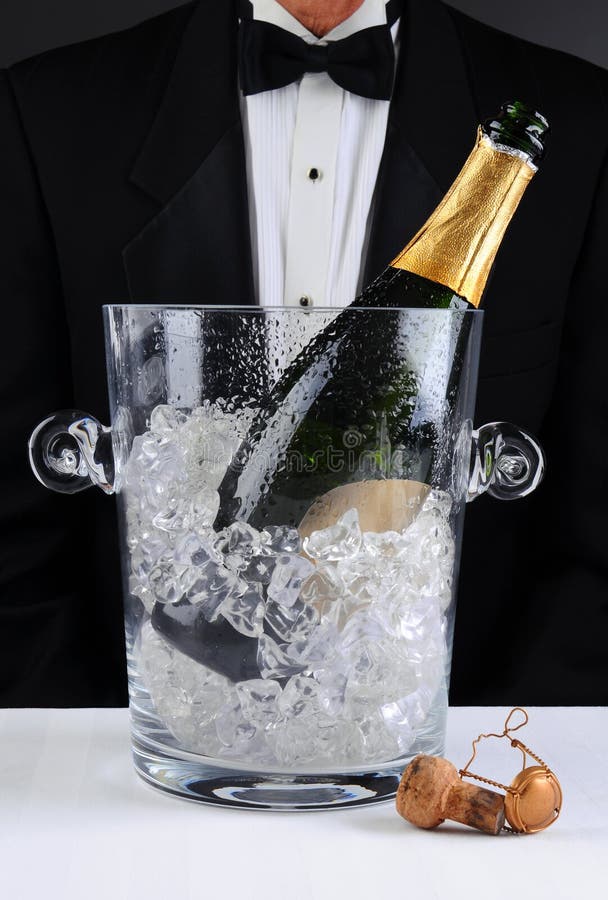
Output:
(0, 69), (86, 704)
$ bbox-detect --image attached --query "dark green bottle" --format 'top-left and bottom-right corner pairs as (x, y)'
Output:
(215, 103), (549, 530)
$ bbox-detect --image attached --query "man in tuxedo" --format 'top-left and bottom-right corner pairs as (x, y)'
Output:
(1, 0), (606, 707)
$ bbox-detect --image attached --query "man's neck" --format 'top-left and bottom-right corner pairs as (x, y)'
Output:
(276, 1), (366, 37)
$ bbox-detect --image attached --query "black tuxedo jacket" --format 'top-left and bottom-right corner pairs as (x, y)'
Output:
(1, 0), (607, 706)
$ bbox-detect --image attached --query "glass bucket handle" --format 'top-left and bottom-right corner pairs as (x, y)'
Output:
(467, 421), (545, 502)
(29, 410), (115, 495)
(29, 412), (544, 503)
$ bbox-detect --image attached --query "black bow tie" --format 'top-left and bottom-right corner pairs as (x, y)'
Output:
(238, 5), (400, 101)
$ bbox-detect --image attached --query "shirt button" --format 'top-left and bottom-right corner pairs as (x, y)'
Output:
(299, 295), (312, 307)
(307, 167), (322, 182)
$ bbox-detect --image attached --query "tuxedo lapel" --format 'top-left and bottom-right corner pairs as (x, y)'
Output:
(364, 0), (541, 285)
(124, 120), (254, 303)
(447, 6), (541, 123)
(124, 0), (255, 304)
(364, 0), (478, 283)
(362, 118), (444, 285)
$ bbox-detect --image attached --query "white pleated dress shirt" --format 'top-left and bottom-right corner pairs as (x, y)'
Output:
(240, 0), (400, 311)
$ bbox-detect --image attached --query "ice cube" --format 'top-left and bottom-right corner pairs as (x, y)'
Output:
(186, 561), (246, 622)
(339, 610), (387, 650)
(362, 530), (409, 558)
(242, 553), (277, 584)
(355, 714), (401, 761)
(313, 715), (357, 761)
(215, 699), (257, 747)
(186, 581), (227, 622)
(422, 488), (453, 518)
(144, 457), (184, 510)
(380, 693), (425, 752)
(303, 508), (362, 561)
(397, 599), (444, 655)
(129, 575), (155, 614)
(189, 487), (220, 529)
(288, 622), (339, 667)
(262, 525), (301, 554)
(403, 494), (455, 572)
(269, 718), (319, 766)
(173, 532), (218, 568)
(130, 534), (166, 581)
(225, 521), (263, 555)
(148, 558), (186, 604)
(278, 674), (321, 720)
(208, 563), (246, 595)
(267, 554), (315, 608)
(336, 556), (382, 611)
(315, 668), (348, 718)
(257, 634), (306, 679)
(299, 568), (339, 606)
(215, 521), (265, 573)
(264, 596), (319, 642)
(221, 584), (265, 638)
(152, 503), (190, 534)
(344, 638), (406, 705)
(236, 679), (282, 727)
(149, 404), (187, 435)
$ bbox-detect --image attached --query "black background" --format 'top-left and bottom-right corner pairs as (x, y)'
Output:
(0, 0), (606, 70)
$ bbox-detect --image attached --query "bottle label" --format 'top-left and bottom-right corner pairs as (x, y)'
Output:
(390, 129), (535, 308)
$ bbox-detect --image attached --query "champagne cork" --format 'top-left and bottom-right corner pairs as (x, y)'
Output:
(397, 755), (506, 835)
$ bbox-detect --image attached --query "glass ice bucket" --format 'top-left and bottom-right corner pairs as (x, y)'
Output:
(29, 306), (544, 809)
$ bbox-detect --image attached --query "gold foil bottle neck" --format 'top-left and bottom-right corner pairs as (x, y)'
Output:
(390, 129), (536, 308)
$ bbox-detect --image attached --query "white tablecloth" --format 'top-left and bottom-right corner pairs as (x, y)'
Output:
(0, 706), (606, 900)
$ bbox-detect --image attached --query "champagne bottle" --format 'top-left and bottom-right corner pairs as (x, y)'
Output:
(214, 102), (549, 532)
(151, 103), (548, 683)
